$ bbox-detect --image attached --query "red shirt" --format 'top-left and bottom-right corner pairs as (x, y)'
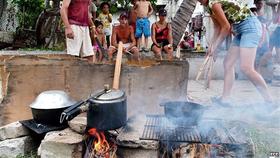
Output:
(68, 0), (90, 26)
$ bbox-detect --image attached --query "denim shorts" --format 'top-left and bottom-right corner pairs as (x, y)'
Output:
(270, 26), (280, 48)
(135, 18), (151, 38)
(232, 16), (262, 48)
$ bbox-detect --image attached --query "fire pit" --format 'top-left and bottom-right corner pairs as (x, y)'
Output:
(115, 114), (255, 158)
(84, 128), (118, 158)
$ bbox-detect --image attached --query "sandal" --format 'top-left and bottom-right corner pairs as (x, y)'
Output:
(211, 96), (232, 107)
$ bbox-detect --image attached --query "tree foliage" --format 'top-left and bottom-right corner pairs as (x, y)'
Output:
(12, 0), (44, 29)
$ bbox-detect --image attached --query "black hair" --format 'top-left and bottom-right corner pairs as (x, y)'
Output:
(100, 2), (110, 9)
(94, 20), (103, 27)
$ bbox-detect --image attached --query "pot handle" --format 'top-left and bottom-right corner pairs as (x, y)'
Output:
(60, 101), (88, 124)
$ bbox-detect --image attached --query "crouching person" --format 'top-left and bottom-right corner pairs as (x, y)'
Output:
(60, 0), (96, 63)
(107, 13), (140, 62)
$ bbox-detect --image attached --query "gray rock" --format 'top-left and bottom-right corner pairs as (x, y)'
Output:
(38, 128), (83, 158)
(0, 136), (35, 158)
(68, 115), (86, 134)
(0, 122), (29, 141)
(0, 31), (14, 44)
(117, 147), (158, 158)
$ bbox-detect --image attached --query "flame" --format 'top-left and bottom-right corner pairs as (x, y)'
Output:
(88, 128), (110, 155)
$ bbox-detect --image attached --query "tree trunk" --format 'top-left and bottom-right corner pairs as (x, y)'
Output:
(171, 0), (197, 46)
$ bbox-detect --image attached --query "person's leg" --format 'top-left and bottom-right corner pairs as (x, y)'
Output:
(107, 46), (117, 62)
(163, 45), (173, 60)
(222, 46), (240, 99)
(97, 49), (103, 62)
(151, 44), (162, 59)
(82, 26), (95, 63)
(135, 19), (143, 50)
(143, 19), (151, 51)
(66, 25), (82, 57)
(106, 35), (110, 48)
(239, 47), (272, 102)
(130, 47), (140, 61)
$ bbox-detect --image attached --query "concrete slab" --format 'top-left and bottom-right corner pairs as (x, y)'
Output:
(0, 55), (189, 125)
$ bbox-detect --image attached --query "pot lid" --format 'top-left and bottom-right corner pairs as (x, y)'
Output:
(30, 90), (75, 109)
(94, 89), (125, 101)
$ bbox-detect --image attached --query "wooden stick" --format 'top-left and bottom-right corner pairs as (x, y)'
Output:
(195, 55), (210, 80)
(205, 56), (214, 89)
(112, 41), (123, 90)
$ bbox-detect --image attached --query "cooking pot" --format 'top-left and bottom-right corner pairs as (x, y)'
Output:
(160, 101), (205, 126)
(30, 90), (76, 125)
(60, 86), (127, 131)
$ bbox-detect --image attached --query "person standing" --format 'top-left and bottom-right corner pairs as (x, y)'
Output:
(60, 0), (95, 62)
(267, 1), (280, 64)
(98, 2), (112, 48)
(133, 0), (153, 52)
(128, 0), (138, 34)
(197, 0), (273, 105)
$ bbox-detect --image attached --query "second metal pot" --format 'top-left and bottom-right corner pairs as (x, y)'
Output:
(160, 101), (205, 126)
(60, 87), (127, 131)
(87, 88), (127, 130)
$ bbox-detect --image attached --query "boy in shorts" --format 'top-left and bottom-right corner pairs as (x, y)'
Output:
(133, 0), (153, 52)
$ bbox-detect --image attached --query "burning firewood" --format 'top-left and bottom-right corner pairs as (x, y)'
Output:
(169, 143), (235, 158)
(84, 128), (117, 158)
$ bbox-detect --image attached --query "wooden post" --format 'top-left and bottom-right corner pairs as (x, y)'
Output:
(112, 41), (123, 90)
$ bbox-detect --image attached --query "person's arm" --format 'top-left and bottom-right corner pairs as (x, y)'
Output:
(127, 26), (136, 50)
(167, 23), (173, 47)
(102, 34), (107, 49)
(60, 0), (74, 39)
(88, 4), (95, 35)
(151, 23), (159, 47)
(111, 26), (118, 48)
(108, 13), (113, 23)
(133, 2), (138, 10)
(147, 2), (153, 17)
(208, 3), (231, 57)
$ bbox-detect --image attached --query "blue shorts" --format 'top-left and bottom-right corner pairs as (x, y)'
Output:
(270, 26), (280, 48)
(135, 18), (151, 38)
(232, 16), (262, 48)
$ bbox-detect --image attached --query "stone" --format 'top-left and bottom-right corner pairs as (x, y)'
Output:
(117, 147), (158, 158)
(0, 31), (14, 44)
(0, 122), (29, 141)
(117, 115), (159, 150)
(68, 115), (87, 134)
(38, 128), (83, 158)
(0, 136), (35, 158)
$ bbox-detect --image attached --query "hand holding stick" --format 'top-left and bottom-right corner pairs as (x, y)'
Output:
(196, 55), (210, 80)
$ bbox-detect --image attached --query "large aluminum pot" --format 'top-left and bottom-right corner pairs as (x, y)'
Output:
(30, 90), (75, 125)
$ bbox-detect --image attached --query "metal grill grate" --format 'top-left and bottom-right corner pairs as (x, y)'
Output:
(140, 115), (202, 143)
